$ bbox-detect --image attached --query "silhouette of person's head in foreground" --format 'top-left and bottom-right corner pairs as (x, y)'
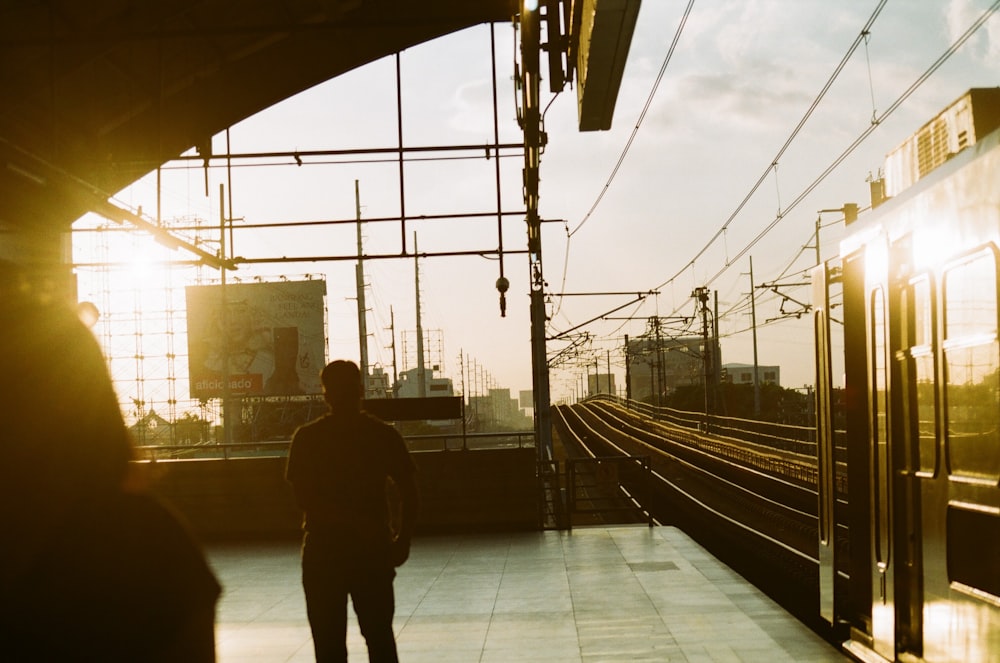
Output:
(0, 266), (220, 661)
(321, 359), (364, 411)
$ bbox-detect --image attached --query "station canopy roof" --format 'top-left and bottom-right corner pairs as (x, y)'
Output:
(0, 1), (517, 235)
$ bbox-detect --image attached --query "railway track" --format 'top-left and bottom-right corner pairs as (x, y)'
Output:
(553, 401), (844, 637)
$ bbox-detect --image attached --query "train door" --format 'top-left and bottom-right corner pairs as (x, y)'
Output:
(812, 260), (838, 625)
(891, 238), (931, 659)
(865, 235), (895, 660)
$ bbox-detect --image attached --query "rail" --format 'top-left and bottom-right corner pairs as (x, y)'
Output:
(587, 393), (819, 454)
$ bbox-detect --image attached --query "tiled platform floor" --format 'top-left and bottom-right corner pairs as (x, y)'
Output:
(208, 525), (847, 662)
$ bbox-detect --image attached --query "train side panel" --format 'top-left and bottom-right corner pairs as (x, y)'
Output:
(819, 124), (1000, 662)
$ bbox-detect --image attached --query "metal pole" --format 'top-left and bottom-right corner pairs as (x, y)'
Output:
(219, 184), (232, 445)
(414, 233), (426, 398)
(696, 287), (711, 419)
(607, 349), (612, 397)
(355, 180), (370, 396)
(750, 256), (761, 418)
(624, 334), (631, 403)
(396, 53), (407, 253)
(520, 4), (552, 459)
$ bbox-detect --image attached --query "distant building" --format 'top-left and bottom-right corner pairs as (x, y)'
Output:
(490, 388), (515, 424)
(626, 335), (706, 402)
(468, 388), (530, 430)
(722, 363), (780, 387)
(366, 366), (392, 399)
(587, 373), (616, 397)
(129, 410), (173, 445)
(394, 367), (454, 399)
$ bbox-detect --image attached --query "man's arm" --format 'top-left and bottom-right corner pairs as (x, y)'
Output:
(388, 432), (419, 566)
(285, 430), (311, 511)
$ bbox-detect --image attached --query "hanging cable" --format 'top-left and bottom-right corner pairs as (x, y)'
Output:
(567, 0), (696, 239)
(654, 0), (889, 292)
(663, 0), (1000, 317)
(863, 30), (879, 124)
(551, 0), (695, 323)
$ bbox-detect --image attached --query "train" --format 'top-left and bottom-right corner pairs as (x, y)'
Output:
(812, 88), (1000, 662)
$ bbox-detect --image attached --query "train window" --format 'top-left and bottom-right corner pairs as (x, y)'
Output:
(911, 277), (932, 347)
(906, 277), (937, 474)
(943, 251), (1000, 480)
(913, 351), (936, 474)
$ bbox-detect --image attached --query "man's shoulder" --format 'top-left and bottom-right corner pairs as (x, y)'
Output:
(291, 414), (334, 440)
(358, 411), (402, 438)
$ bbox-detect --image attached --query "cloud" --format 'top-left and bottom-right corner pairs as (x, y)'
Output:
(445, 78), (495, 134)
(946, 0), (1000, 64)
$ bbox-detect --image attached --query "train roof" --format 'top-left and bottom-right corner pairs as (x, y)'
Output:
(884, 87), (1000, 198)
(840, 106), (1000, 258)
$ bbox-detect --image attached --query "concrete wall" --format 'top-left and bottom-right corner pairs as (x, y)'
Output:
(146, 448), (539, 540)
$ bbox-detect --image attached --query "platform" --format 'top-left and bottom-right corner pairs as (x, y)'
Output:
(208, 525), (847, 662)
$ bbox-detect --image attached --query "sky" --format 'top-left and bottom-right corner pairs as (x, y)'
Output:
(78, 0), (1000, 411)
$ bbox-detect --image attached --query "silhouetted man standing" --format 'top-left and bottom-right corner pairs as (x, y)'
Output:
(287, 360), (418, 663)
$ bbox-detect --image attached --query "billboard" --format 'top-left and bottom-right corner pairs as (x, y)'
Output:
(185, 279), (327, 399)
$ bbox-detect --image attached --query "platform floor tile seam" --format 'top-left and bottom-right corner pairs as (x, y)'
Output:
(207, 526), (847, 663)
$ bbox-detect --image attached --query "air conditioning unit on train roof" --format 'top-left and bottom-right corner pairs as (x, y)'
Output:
(884, 87), (1000, 198)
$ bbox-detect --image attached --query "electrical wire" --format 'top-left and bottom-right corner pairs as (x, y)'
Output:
(550, 0), (696, 322)
(658, 0), (1000, 319)
(699, 0), (1000, 290)
(568, 0), (697, 238)
(654, 0), (889, 293)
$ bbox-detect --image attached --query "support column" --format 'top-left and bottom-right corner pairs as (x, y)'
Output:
(520, 4), (553, 460)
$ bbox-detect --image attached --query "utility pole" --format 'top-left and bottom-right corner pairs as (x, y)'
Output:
(388, 307), (399, 398)
(624, 334), (632, 402)
(713, 290), (724, 415)
(219, 184), (232, 446)
(355, 180), (371, 396)
(813, 203), (858, 265)
(458, 351), (467, 446)
(653, 318), (664, 407)
(693, 287), (712, 418)
(413, 232), (426, 398)
(607, 349), (612, 397)
(519, 3), (552, 460)
(749, 257), (761, 418)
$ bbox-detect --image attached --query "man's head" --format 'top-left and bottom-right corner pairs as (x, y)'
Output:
(321, 360), (362, 409)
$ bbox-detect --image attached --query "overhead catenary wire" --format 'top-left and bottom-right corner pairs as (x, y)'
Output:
(694, 0), (1000, 293)
(657, 0), (1000, 321)
(550, 0), (696, 322)
(553, 0), (889, 344)
(567, 0), (697, 239)
(654, 0), (890, 294)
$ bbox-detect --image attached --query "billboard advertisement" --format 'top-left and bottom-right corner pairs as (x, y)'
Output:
(185, 279), (327, 399)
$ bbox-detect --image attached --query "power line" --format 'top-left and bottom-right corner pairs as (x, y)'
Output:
(568, 0), (697, 238)
(654, 0), (889, 293)
(699, 0), (1000, 291)
(550, 0), (696, 322)
(658, 0), (1000, 319)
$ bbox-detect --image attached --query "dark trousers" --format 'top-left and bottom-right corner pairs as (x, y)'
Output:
(302, 534), (399, 663)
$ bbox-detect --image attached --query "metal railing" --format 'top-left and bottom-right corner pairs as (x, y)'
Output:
(134, 430), (535, 461)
